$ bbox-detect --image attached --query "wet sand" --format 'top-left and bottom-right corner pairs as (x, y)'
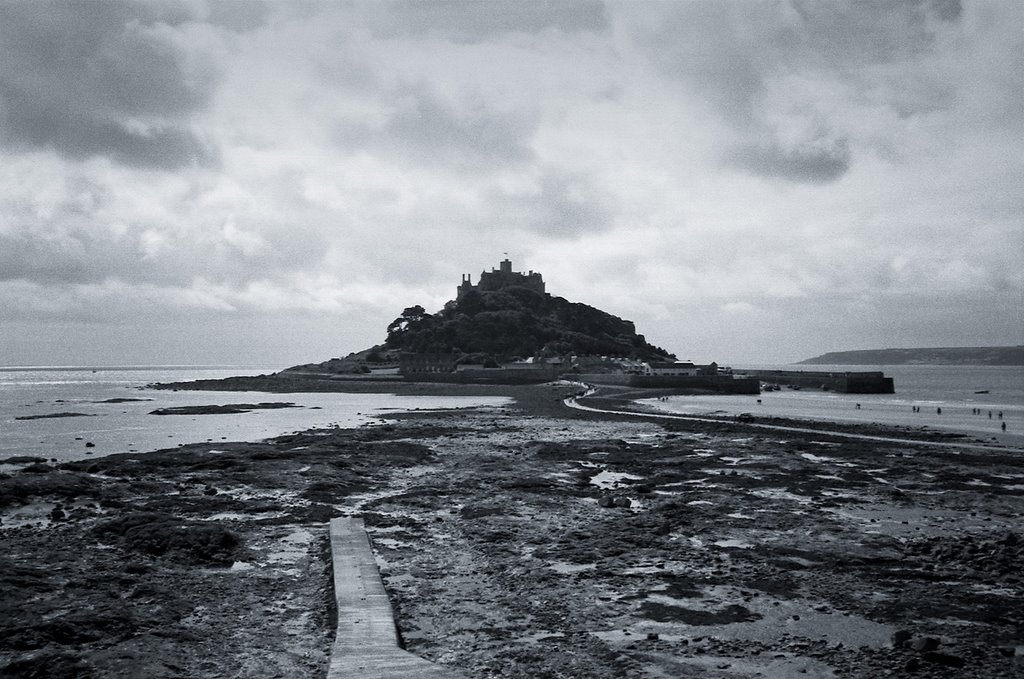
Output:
(2, 381), (1023, 677)
(638, 390), (1024, 448)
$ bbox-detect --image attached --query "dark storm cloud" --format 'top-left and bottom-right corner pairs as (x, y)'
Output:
(0, 233), (96, 285)
(338, 86), (537, 169)
(0, 225), (163, 286)
(728, 137), (851, 184)
(787, 0), (962, 66)
(204, 0), (270, 33)
(0, 1), (218, 168)
(637, 3), (767, 125)
(366, 0), (607, 42)
(634, 0), (968, 184)
(641, 0), (963, 121)
(490, 171), (612, 238)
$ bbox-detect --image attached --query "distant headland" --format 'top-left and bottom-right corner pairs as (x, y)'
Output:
(798, 346), (1024, 366)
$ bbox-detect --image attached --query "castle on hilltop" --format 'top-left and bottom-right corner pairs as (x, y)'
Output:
(457, 258), (546, 300)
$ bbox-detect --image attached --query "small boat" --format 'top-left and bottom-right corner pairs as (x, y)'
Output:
(974, 390), (989, 394)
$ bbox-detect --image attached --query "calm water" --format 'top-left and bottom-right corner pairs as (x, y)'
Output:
(643, 364), (1024, 448)
(0, 366), (510, 463)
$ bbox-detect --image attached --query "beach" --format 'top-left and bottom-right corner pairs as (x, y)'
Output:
(2, 378), (1023, 677)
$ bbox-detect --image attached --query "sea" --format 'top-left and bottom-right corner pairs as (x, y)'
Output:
(641, 364), (1024, 448)
(0, 366), (511, 464)
(3, 365), (1022, 465)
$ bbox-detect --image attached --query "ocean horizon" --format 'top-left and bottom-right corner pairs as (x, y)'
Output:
(2, 364), (1021, 464)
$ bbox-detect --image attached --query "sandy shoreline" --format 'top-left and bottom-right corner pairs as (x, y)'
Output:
(2, 380), (1023, 677)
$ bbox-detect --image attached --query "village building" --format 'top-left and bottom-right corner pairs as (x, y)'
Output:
(643, 361), (720, 376)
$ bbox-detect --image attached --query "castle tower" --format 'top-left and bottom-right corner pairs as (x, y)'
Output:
(457, 274), (474, 301)
(499, 258), (512, 273)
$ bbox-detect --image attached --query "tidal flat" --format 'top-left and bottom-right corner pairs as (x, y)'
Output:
(2, 382), (1023, 677)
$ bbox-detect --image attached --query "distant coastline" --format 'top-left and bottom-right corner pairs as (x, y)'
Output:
(798, 346), (1024, 366)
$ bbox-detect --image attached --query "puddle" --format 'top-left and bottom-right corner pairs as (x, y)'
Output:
(1, 502), (57, 529)
(751, 489), (814, 505)
(372, 537), (413, 550)
(547, 561), (597, 574)
(629, 583), (894, 650)
(265, 527), (313, 564)
(589, 470), (644, 489)
(714, 538), (754, 549)
(205, 511), (288, 521)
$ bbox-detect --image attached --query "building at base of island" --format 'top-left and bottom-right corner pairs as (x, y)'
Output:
(399, 353), (761, 392)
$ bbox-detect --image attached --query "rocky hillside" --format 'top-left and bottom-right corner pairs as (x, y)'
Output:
(383, 285), (674, 362)
(798, 346), (1024, 366)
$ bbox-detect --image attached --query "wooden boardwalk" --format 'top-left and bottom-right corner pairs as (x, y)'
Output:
(327, 518), (465, 678)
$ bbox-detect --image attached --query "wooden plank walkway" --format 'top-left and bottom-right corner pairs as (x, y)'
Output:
(327, 517), (465, 678)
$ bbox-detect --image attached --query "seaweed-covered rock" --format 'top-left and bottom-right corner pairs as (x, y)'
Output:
(0, 652), (93, 678)
(0, 472), (99, 508)
(92, 512), (241, 565)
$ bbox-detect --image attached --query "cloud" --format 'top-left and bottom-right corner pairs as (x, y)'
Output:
(365, 0), (607, 42)
(0, 1), (220, 168)
(728, 135), (851, 183)
(340, 85), (538, 170)
(488, 170), (613, 238)
(624, 0), (974, 184)
(0, 1), (1021, 366)
(721, 301), (756, 314)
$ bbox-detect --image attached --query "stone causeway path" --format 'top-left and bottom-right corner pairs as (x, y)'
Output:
(327, 517), (465, 678)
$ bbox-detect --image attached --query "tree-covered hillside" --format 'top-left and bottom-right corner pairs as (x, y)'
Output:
(383, 285), (674, 362)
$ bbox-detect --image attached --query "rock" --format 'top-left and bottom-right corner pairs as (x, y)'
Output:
(647, 632), (659, 640)
(904, 657), (921, 672)
(1, 651), (94, 678)
(85, 442), (95, 448)
(910, 637), (940, 652)
(20, 463), (54, 474)
(613, 496), (632, 508)
(891, 630), (913, 647)
(598, 496), (615, 508)
(92, 512), (241, 565)
(921, 651), (965, 668)
(49, 508), (66, 521)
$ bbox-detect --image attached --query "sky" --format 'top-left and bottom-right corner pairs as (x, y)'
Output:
(0, 0), (1021, 367)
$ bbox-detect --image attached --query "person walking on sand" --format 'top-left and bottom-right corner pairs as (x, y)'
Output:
(1002, 422), (1007, 431)
(937, 407), (942, 415)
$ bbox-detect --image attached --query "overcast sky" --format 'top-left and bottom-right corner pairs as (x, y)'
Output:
(1, 0), (1021, 367)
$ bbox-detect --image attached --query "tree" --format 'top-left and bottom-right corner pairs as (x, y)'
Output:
(386, 305), (429, 347)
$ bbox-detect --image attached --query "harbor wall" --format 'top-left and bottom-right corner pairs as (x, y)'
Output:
(575, 374), (761, 394)
(739, 370), (895, 394)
